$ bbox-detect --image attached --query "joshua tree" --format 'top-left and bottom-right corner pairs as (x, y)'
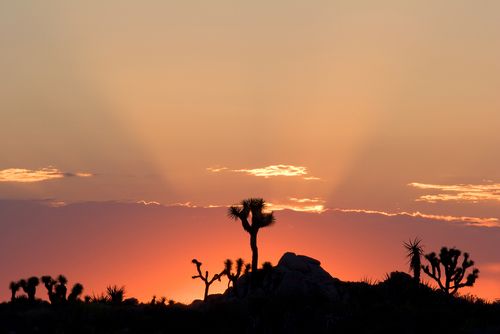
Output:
(228, 198), (275, 273)
(225, 258), (244, 289)
(422, 247), (479, 295)
(191, 259), (225, 301)
(18, 277), (39, 302)
(68, 283), (84, 302)
(9, 281), (20, 302)
(54, 275), (68, 302)
(106, 285), (125, 304)
(41, 275), (57, 303)
(404, 238), (424, 283)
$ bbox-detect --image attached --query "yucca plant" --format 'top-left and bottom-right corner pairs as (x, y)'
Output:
(106, 285), (125, 304)
(404, 238), (424, 283)
(228, 198), (275, 274)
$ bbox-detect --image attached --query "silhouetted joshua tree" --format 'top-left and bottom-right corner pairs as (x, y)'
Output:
(41, 275), (57, 303)
(244, 263), (251, 275)
(9, 281), (20, 302)
(54, 275), (68, 302)
(404, 238), (424, 283)
(225, 258), (244, 289)
(106, 285), (125, 304)
(68, 283), (84, 302)
(19, 277), (39, 302)
(191, 259), (225, 301)
(422, 247), (479, 295)
(228, 198), (275, 274)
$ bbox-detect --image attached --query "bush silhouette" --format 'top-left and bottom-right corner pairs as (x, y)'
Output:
(403, 238), (423, 283)
(191, 259), (225, 301)
(228, 198), (275, 274)
(422, 246), (479, 295)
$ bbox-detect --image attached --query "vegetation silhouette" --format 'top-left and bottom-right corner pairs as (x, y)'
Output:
(2, 210), (498, 333)
(228, 198), (275, 274)
(191, 259), (226, 301)
(9, 281), (20, 302)
(53, 274), (68, 303)
(41, 275), (57, 303)
(403, 238), (423, 283)
(106, 285), (126, 304)
(422, 246), (480, 295)
(224, 258), (244, 289)
(68, 283), (84, 302)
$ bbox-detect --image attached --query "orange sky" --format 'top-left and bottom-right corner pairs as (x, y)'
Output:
(0, 1), (499, 303)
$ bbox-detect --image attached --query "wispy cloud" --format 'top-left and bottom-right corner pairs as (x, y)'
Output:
(207, 164), (321, 180)
(137, 200), (161, 206)
(0, 167), (93, 183)
(268, 197), (326, 213)
(409, 182), (500, 203)
(334, 208), (499, 227)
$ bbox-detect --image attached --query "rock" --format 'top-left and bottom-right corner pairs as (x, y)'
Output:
(274, 252), (340, 301)
(231, 252), (341, 302)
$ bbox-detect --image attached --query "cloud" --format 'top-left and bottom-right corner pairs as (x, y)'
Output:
(409, 182), (500, 203)
(137, 200), (161, 206)
(207, 164), (321, 180)
(334, 208), (499, 227)
(267, 197), (326, 213)
(0, 167), (93, 183)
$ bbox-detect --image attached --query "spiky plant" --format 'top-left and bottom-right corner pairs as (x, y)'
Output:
(228, 198), (275, 274)
(404, 238), (424, 283)
(68, 283), (84, 302)
(9, 281), (20, 302)
(106, 285), (125, 304)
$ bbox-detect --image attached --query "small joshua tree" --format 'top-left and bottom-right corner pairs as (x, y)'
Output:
(41, 275), (57, 303)
(404, 238), (424, 283)
(422, 247), (479, 295)
(18, 277), (39, 302)
(9, 281), (20, 302)
(191, 259), (226, 301)
(225, 258), (244, 288)
(54, 275), (68, 303)
(68, 283), (84, 302)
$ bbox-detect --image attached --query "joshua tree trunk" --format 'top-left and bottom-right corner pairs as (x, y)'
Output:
(204, 283), (209, 301)
(10, 290), (16, 302)
(250, 231), (258, 273)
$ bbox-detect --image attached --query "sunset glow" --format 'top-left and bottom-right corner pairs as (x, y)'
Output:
(1, 0), (499, 307)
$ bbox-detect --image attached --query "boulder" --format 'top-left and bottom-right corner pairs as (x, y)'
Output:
(230, 252), (341, 302)
(274, 252), (340, 301)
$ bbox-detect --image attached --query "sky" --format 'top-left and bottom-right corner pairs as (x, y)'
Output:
(0, 1), (499, 303)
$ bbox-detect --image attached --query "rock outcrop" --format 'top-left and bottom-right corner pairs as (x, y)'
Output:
(229, 252), (341, 302)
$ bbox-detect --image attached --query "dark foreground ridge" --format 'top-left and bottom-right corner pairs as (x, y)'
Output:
(2, 252), (500, 334)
